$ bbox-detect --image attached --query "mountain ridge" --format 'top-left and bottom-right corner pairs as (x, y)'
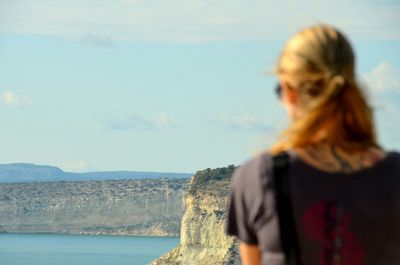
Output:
(0, 163), (193, 183)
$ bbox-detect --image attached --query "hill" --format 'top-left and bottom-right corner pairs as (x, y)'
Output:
(0, 163), (192, 183)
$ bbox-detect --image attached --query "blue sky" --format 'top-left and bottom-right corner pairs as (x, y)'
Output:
(0, 0), (399, 172)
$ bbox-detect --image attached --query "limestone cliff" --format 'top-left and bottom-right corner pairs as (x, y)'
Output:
(150, 166), (241, 265)
(0, 179), (187, 236)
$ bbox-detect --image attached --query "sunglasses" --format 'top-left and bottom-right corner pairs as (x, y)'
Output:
(275, 83), (282, 98)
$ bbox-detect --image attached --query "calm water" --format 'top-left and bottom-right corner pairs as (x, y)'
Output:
(0, 233), (179, 265)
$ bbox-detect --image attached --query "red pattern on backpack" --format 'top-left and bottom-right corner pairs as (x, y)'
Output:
(302, 201), (364, 265)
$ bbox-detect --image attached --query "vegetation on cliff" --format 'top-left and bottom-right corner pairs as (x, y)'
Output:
(188, 165), (237, 196)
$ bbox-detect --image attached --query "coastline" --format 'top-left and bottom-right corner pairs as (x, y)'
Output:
(0, 231), (180, 238)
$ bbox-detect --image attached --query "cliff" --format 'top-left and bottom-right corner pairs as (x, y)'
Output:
(0, 178), (187, 236)
(150, 166), (241, 265)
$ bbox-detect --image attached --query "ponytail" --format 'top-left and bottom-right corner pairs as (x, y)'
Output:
(272, 78), (376, 154)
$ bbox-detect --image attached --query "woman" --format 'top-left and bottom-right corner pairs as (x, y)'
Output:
(226, 24), (400, 265)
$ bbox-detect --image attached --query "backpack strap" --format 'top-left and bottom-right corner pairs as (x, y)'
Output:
(272, 152), (301, 265)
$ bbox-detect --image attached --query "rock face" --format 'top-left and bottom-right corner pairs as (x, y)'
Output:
(150, 166), (241, 265)
(0, 179), (187, 236)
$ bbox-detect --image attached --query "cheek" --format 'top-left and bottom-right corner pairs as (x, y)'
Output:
(283, 100), (297, 119)
(282, 93), (297, 119)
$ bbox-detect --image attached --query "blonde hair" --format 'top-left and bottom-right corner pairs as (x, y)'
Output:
(272, 24), (377, 153)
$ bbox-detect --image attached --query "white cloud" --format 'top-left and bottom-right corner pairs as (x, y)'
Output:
(81, 33), (115, 47)
(61, 160), (89, 172)
(0, 91), (32, 107)
(109, 112), (176, 131)
(213, 112), (274, 132)
(0, 0), (399, 43)
(362, 62), (400, 93)
(361, 62), (400, 149)
(155, 112), (176, 129)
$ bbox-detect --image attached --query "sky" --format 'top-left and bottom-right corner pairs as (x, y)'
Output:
(0, 0), (399, 173)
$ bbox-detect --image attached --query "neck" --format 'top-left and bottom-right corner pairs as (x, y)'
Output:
(294, 143), (386, 173)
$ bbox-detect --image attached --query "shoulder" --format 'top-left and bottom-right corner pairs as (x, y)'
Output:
(385, 151), (400, 172)
(227, 152), (282, 244)
(378, 151), (400, 172)
(231, 152), (274, 194)
(227, 152), (277, 243)
(388, 151), (400, 161)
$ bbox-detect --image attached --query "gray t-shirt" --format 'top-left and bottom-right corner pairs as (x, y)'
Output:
(226, 151), (400, 265)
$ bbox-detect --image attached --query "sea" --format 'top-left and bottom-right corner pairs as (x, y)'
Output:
(0, 233), (179, 265)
